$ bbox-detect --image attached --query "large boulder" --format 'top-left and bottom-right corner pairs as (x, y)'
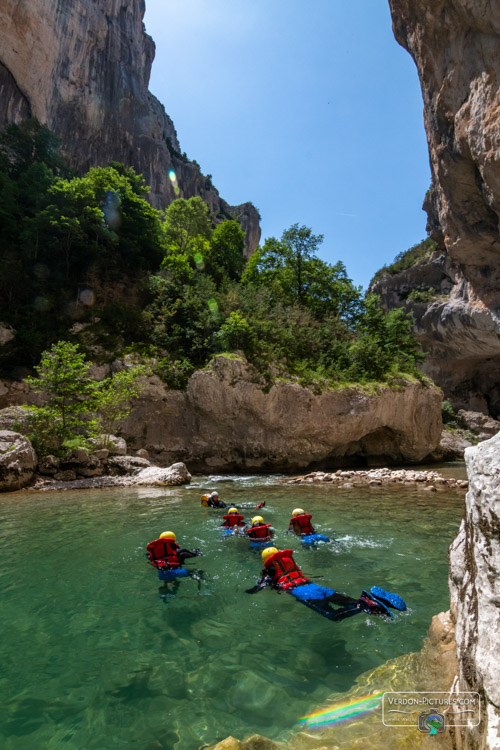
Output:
(0, 405), (32, 433)
(439, 429), (474, 460)
(133, 462), (191, 486)
(107, 455), (151, 476)
(457, 410), (500, 440)
(120, 356), (442, 472)
(60, 448), (103, 478)
(0, 430), (37, 491)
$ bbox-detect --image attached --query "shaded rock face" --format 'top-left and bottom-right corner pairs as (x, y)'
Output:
(449, 434), (500, 750)
(119, 355), (443, 472)
(371, 251), (500, 416)
(385, 1), (500, 415)
(0, 430), (37, 491)
(0, 0), (260, 255)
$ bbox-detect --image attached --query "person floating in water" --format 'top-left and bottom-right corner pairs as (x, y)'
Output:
(245, 515), (274, 544)
(289, 508), (315, 535)
(201, 491), (226, 508)
(288, 508), (329, 545)
(221, 507), (246, 533)
(247, 547), (406, 621)
(201, 491), (266, 511)
(146, 531), (202, 590)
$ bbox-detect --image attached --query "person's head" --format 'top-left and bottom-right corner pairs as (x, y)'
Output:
(292, 508), (305, 517)
(159, 531), (176, 541)
(211, 491), (219, 499)
(228, 507), (238, 515)
(262, 546), (278, 564)
(252, 515), (264, 525)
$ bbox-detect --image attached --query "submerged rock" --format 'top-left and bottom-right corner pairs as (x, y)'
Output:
(0, 430), (37, 491)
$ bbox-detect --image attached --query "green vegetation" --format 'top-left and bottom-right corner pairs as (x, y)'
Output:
(407, 287), (437, 304)
(370, 237), (437, 285)
(442, 399), (458, 428)
(24, 340), (145, 455)
(1, 120), (426, 393)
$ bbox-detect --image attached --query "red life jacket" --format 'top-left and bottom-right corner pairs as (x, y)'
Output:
(246, 523), (273, 540)
(290, 513), (315, 536)
(146, 538), (180, 568)
(264, 549), (310, 590)
(222, 513), (245, 528)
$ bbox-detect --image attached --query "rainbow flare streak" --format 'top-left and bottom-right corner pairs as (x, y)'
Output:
(299, 692), (384, 728)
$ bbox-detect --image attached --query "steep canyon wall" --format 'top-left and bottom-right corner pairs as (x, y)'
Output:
(384, 1), (500, 414)
(0, 0), (260, 253)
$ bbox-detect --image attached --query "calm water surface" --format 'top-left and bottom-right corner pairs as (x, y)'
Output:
(0, 472), (466, 749)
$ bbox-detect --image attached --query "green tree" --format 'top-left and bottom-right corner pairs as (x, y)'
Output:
(242, 224), (361, 320)
(242, 224), (325, 303)
(206, 220), (246, 281)
(25, 341), (99, 451)
(162, 196), (212, 256)
(96, 366), (146, 445)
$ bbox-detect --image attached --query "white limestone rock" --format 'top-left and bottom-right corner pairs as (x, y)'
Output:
(449, 433), (500, 749)
(0, 430), (37, 491)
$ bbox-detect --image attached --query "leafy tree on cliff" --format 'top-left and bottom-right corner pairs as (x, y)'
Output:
(162, 196), (212, 256)
(242, 223), (362, 320)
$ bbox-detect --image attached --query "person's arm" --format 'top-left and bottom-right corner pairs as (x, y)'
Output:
(246, 572), (273, 594)
(178, 548), (202, 562)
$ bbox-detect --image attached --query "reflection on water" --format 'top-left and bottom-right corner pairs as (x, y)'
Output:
(0, 475), (465, 749)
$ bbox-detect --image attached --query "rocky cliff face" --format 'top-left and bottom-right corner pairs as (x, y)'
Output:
(371, 249), (500, 415)
(118, 355), (442, 472)
(0, 0), (260, 255)
(449, 435), (500, 749)
(383, 1), (500, 414)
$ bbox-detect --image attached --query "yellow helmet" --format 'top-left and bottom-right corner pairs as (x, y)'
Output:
(292, 508), (305, 517)
(262, 546), (278, 563)
(228, 507), (238, 514)
(201, 494), (210, 504)
(159, 531), (176, 541)
(252, 515), (264, 525)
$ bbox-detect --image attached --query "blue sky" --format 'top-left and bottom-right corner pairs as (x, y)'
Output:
(144, 0), (430, 289)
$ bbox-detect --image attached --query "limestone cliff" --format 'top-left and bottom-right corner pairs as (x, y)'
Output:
(383, 1), (500, 414)
(448, 435), (500, 749)
(118, 355), (442, 472)
(0, 0), (260, 254)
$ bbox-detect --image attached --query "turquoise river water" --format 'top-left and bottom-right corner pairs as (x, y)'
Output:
(0, 471), (466, 750)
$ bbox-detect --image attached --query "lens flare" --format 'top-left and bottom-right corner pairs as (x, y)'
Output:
(168, 169), (180, 196)
(194, 252), (204, 269)
(207, 298), (219, 315)
(299, 692), (383, 729)
(102, 190), (121, 229)
(78, 289), (95, 306)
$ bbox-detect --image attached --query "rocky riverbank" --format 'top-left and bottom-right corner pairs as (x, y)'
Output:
(0, 429), (191, 492)
(287, 467), (468, 491)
